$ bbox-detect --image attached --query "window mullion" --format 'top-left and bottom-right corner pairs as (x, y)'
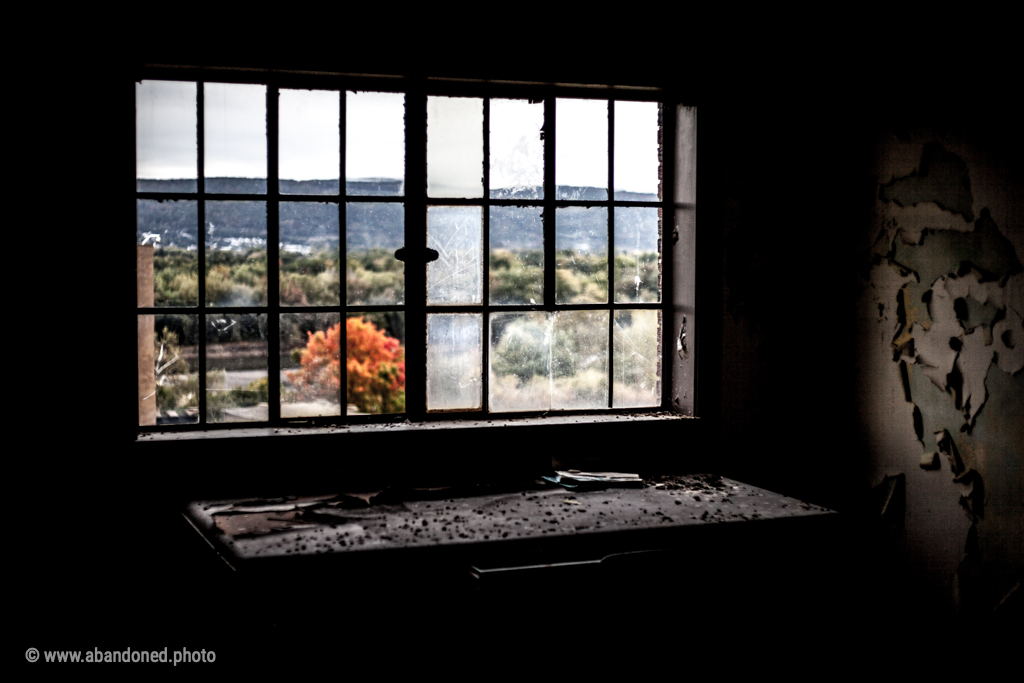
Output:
(481, 98), (490, 416)
(197, 80), (208, 426)
(543, 97), (555, 310)
(266, 84), (281, 424)
(607, 99), (615, 409)
(404, 84), (427, 421)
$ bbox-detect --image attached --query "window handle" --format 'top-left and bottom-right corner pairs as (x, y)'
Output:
(394, 246), (439, 264)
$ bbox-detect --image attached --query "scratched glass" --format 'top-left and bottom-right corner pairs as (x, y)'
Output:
(280, 313), (342, 418)
(279, 88), (340, 195)
(613, 310), (660, 408)
(555, 207), (608, 304)
(614, 101), (660, 201)
(551, 310), (609, 410)
(490, 206), (543, 305)
(137, 199), (198, 307)
(346, 91), (405, 196)
(279, 202), (340, 306)
(613, 207), (660, 303)
(427, 96), (483, 198)
(346, 312), (406, 415)
(556, 98), (608, 200)
(204, 83), (267, 194)
(427, 206), (482, 305)
(427, 314), (482, 411)
(205, 201), (267, 307)
(347, 202), (404, 305)
(139, 314), (199, 426)
(136, 80), (197, 192)
(489, 98), (544, 199)
(489, 312), (551, 412)
(205, 313), (268, 423)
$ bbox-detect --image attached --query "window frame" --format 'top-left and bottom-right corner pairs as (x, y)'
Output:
(133, 66), (697, 435)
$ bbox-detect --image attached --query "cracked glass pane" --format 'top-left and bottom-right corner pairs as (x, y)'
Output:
(490, 206), (543, 305)
(280, 313), (342, 418)
(137, 199), (198, 307)
(489, 312), (550, 412)
(205, 313), (268, 423)
(347, 91), (405, 196)
(613, 310), (660, 408)
(556, 98), (607, 200)
(279, 89), (339, 195)
(555, 207), (608, 304)
(139, 314), (199, 426)
(614, 101), (660, 201)
(427, 314), (482, 411)
(346, 312), (406, 415)
(204, 83), (267, 194)
(614, 207), (660, 303)
(552, 310), (609, 410)
(205, 201), (267, 307)
(347, 202), (404, 305)
(427, 96), (483, 198)
(489, 98), (543, 199)
(427, 206), (482, 305)
(279, 202), (340, 306)
(136, 80), (197, 192)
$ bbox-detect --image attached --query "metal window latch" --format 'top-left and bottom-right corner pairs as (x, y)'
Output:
(394, 246), (439, 264)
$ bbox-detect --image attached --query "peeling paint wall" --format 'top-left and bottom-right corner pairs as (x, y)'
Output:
(857, 131), (1023, 614)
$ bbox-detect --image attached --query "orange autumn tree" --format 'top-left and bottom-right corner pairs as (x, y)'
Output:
(287, 318), (405, 414)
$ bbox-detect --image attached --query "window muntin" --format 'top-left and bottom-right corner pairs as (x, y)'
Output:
(136, 76), (672, 428)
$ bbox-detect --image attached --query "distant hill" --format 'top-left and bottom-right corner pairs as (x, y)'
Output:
(136, 179), (660, 252)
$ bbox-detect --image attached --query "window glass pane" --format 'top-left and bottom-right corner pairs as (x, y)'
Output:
(427, 206), (482, 305)
(427, 96), (483, 198)
(556, 98), (607, 200)
(279, 202), (340, 306)
(490, 312), (550, 412)
(346, 312), (406, 415)
(490, 206), (543, 305)
(613, 310), (660, 408)
(280, 313), (342, 418)
(347, 202), (404, 305)
(136, 80), (197, 192)
(427, 314), (482, 411)
(204, 83), (267, 194)
(614, 101), (660, 201)
(206, 313), (268, 423)
(137, 199), (198, 307)
(139, 314), (199, 426)
(555, 207), (607, 304)
(613, 207), (660, 303)
(489, 98), (543, 199)
(552, 310), (609, 410)
(346, 91), (405, 196)
(205, 201), (267, 306)
(279, 89), (339, 195)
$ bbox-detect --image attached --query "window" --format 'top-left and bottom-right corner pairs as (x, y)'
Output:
(135, 70), (697, 431)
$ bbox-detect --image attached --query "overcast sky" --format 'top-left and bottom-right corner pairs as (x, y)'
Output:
(136, 81), (659, 194)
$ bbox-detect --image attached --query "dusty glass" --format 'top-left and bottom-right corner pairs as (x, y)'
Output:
(279, 202), (340, 306)
(346, 91), (405, 196)
(136, 80), (197, 192)
(614, 101), (660, 201)
(279, 89), (340, 195)
(205, 201), (267, 307)
(205, 314), (268, 423)
(489, 312), (551, 412)
(137, 199), (198, 307)
(551, 310), (609, 410)
(613, 207), (660, 303)
(205, 83), (267, 194)
(490, 206), (543, 305)
(346, 312), (406, 415)
(613, 310), (660, 408)
(280, 313), (342, 418)
(489, 98), (544, 199)
(427, 206), (482, 305)
(427, 96), (483, 198)
(555, 207), (608, 304)
(139, 314), (199, 425)
(426, 314), (482, 411)
(556, 98), (608, 200)
(347, 202), (404, 305)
